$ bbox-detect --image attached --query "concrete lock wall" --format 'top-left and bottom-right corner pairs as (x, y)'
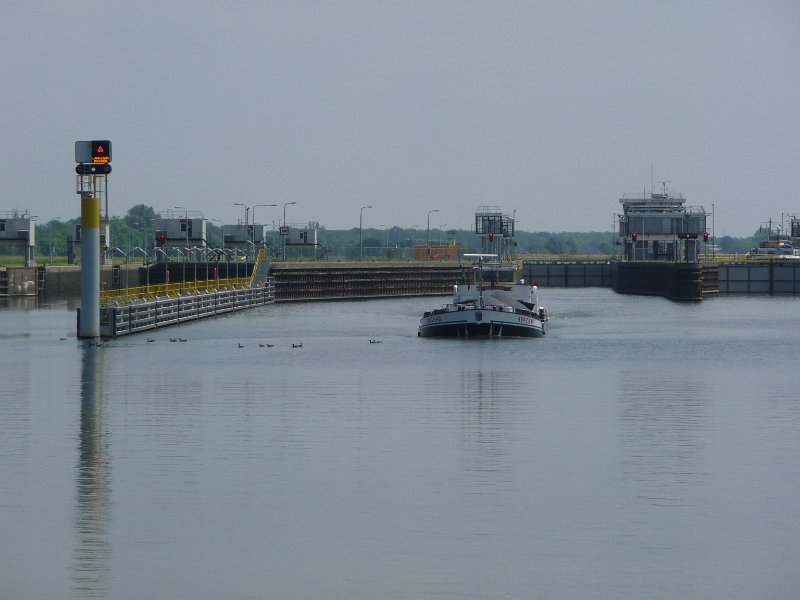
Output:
(17, 260), (800, 301)
(719, 263), (800, 294)
(524, 262), (612, 288)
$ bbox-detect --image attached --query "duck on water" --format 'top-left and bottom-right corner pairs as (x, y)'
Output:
(418, 254), (548, 338)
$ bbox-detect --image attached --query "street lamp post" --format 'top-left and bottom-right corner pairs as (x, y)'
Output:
(234, 202), (249, 227)
(711, 203), (715, 259)
(427, 209), (439, 260)
(149, 218), (156, 264)
(360, 205), (372, 261)
(211, 219), (225, 253)
(133, 222), (146, 264)
(381, 224), (389, 258)
(142, 247), (150, 289)
(234, 202), (250, 259)
(127, 224), (135, 261)
(112, 247), (129, 296)
(130, 247), (149, 289)
(49, 217), (60, 265)
(224, 248), (231, 282)
(174, 206), (188, 287)
(283, 201), (297, 260)
(253, 204), (277, 257)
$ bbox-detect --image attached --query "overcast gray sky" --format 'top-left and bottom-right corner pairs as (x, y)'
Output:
(2, 0), (797, 236)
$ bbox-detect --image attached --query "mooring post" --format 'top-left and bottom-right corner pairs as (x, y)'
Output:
(79, 192), (101, 338)
(75, 139), (111, 338)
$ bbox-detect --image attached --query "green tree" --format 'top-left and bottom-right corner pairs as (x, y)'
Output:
(125, 204), (156, 228)
(544, 235), (577, 255)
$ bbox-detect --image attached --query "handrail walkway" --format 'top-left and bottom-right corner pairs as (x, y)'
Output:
(101, 276), (254, 306)
(101, 250), (267, 306)
(97, 250), (274, 336)
(713, 253), (800, 263)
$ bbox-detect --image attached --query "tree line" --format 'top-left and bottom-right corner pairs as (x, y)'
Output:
(0, 203), (773, 261)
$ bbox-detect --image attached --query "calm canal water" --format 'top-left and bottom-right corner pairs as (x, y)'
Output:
(1, 289), (799, 599)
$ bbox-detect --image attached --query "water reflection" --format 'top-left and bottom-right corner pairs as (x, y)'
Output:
(71, 344), (112, 598)
(0, 318), (31, 585)
(0, 296), (39, 310)
(617, 369), (710, 509)
(46, 293), (82, 311)
(458, 370), (515, 487)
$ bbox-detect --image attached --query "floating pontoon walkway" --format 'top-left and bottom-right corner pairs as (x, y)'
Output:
(94, 251), (274, 337)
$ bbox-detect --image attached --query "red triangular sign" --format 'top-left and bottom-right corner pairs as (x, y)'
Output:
(96, 146), (105, 153)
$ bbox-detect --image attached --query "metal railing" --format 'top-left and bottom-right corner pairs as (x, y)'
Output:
(249, 248), (265, 287)
(519, 253), (800, 264)
(710, 254), (800, 264)
(518, 254), (616, 263)
(100, 283), (276, 337)
(101, 248), (269, 306)
(101, 276), (254, 306)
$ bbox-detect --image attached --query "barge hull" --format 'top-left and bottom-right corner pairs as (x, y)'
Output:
(418, 315), (544, 338)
